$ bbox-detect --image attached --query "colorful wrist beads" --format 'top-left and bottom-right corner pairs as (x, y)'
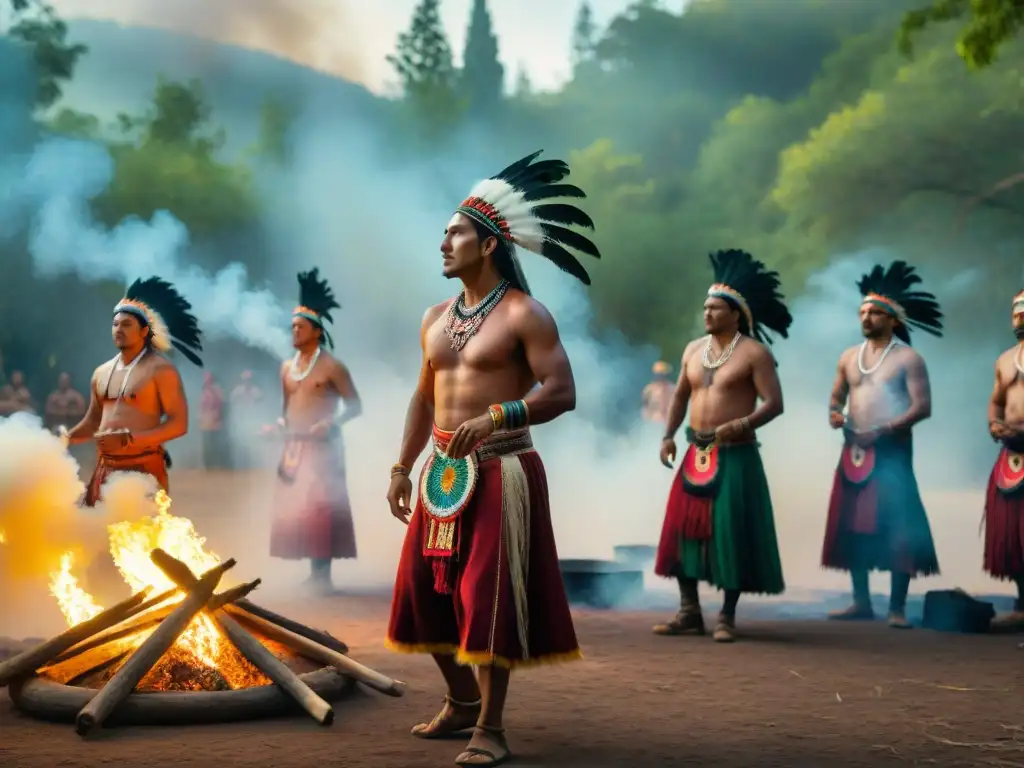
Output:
(488, 400), (529, 431)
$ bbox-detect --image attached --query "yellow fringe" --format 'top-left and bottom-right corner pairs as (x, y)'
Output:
(383, 637), (583, 669)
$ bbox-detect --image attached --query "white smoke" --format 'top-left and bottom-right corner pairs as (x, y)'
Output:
(1, 137), (292, 358)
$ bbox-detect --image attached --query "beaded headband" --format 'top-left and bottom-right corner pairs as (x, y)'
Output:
(113, 299), (171, 353)
(292, 305), (323, 328)
(861, 292), (908, 323)
(707, 283), (754, 333)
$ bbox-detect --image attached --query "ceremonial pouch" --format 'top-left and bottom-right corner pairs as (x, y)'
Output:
(994, 447), (1024, 496)
(839, 442), (875, 486)
(420, 447), (479, 557)
(277, 440), (303, 485)
(680, 443), (721, 497)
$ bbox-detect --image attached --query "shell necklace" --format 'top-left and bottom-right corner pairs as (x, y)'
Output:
(857, 338), (899, 376)
(289, 346), (321, 382)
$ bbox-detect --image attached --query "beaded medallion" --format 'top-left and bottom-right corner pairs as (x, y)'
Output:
(420, 446), (479, 521)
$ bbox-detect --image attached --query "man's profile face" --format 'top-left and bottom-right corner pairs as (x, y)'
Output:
(112, 312), (146, 350)
(703, 297), (738, 334)
(10, 370), (24, 387)
(441, 213), (492, 279)
(291, 316), (320, 349)
(859, 304), (896, 339)
(1012, 306), (1023, 331)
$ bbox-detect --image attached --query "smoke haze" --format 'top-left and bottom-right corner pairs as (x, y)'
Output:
(0, 7), (1016, 638)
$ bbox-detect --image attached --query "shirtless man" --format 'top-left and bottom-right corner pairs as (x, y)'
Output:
(821, 260), (943, 628)
(0, 370), (34, 415)
(983, 289), (1024, 629)
(45, 372), (86, 432)
(385, 151), (601, 767)
(267, 268), (361, 593)
(65, 277), (203, 506)
(653, 249), (792, 643)
(641, 361), (674, 423)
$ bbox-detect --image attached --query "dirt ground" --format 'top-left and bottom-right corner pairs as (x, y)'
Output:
(1, 598), (1021, 768)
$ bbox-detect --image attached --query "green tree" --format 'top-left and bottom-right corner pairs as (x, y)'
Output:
(512, 63), (532, 98)
(386, 0), (463, 144)
(899, 0), (1024, 69)
(249, 95), (299, 165)
(5, 0), (87, 108)
(460, 0), (504, 120)
(571, 1), (597, 74)
(91, 78), (258, 238)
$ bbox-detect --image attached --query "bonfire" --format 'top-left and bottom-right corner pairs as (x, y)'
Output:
(0, 491), (404, 735)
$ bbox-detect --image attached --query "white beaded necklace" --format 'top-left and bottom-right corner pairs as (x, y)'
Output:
(289, 347), (321, 382)
(702, 331), (741, 371)
(1015, 344), (1024, 377)
(857, 338), (899, 376)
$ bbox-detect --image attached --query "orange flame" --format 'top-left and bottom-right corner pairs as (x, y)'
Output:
(48, 490), (224, 669)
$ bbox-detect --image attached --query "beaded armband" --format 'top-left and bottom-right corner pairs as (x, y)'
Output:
(391, 463), (410, 477)
(488, 399), (529, 431)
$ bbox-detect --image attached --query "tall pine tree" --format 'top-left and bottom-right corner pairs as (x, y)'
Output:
(571, 1), (596, 75)
(460, 0), (504, 121)
(386, 0), (462, 143)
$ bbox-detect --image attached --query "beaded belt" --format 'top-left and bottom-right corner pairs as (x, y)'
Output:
(432, 427), (533, 462)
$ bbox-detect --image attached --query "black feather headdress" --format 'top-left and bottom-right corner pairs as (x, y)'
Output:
(455, 150), (601, 294)
(293, 268), (339, 349)
(707, 249), (793, 346)
(114, 277), (203, 366)
(856, 261), (943, 345)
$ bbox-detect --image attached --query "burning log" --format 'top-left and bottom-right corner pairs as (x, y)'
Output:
(231, 609), (405, 697)
(212, 611), (334, 725)
(149, 549), (334, 725)
(0, 588), (152, 688)
(74, 559), (235, 737)
(50, 579), (261, 668)
(230, 599), (349, 655)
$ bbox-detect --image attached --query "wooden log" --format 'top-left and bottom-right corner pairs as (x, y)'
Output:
(211, 610), (334, 726)
(0, 588), (152, 688)
(228, 599), (349, 654)
(149, 548), (202, 587)
(49, 579), (262, 669)
(10, 668), (353, 726)
(231, 609), (405, 697)
(74, 560), (234, 737)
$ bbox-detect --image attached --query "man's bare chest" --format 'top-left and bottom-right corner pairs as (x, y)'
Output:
(427, 318), (519, 373)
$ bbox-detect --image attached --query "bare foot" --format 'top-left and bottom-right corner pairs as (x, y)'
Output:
(827, 604), (875, 621)
(652, 610), (705, 636)
(411, 695), (481, 739)
(455, 725), (511, 766)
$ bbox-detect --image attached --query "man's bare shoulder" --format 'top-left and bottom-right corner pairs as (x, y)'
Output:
(320, 350), (349, 374)
(739, 336), (774, 362)
(423, 300), (454, 328)
(996, 345), (1020, 366)
(893, 343), (926, 368)
(838, 344), (861, 363)
(505, 290), (551, 321)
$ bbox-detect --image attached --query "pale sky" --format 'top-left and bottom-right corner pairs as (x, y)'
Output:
(49, 0), (692, 95)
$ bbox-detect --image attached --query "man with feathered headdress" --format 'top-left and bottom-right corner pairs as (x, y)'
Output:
(653, 249), (792, 644)
(641, 360), (674, 423)
(384, 150), (600, 766)
(821, 261), (943, 629)
(982, 289), (1024, 629)
(265, 268), (361, 593)
(65, 277), (203, 506)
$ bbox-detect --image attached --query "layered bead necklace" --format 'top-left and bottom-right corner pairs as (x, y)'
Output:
(444, 279), (510, 352)
(701, 331), (741, 386)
